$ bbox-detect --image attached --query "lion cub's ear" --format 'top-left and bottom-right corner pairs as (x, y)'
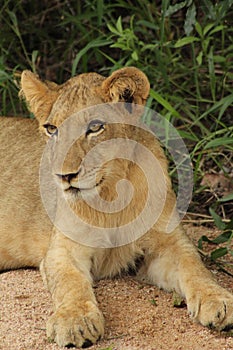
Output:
(20, 70), (59, 123)
(102, 67), (150, 106)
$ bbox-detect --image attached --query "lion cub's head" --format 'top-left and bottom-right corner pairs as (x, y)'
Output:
(20, 68), (150, 203)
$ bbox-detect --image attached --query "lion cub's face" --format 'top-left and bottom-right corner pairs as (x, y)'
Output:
(20, 68), (150, 202)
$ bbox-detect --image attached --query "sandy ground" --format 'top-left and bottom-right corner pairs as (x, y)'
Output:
(1, 224), (233, 350)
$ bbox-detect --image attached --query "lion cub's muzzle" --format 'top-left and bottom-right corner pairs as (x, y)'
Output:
(55, 167), (102, 196)
(55, 168), (82, 192)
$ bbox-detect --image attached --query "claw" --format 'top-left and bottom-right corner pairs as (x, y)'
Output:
(222, 324), (233, 332)
(82, 339), (93, 348)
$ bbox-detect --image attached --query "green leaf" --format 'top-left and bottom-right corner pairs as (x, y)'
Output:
(174, 36), (199, 48)
(195, 22), (203, 37)
(110, 42), (128, 50)
(211, 247), (228, 260)
(209, 207), (226, 230)
(97, 0), (104, 26)
(149, 89), (182, 119)
(141, 43), (159, 52)
(137, 20), (159, 30)
(201, 0), (216, 20)
(71, 38), (112, 76)
(7, 10), (20, 37)
(213, 55), (226, 63)
(209, 25), (226, 36)
(107, 23), (120, 35)
(131, 51), (138, 61)
(218, 93), (233, 118)
(200, 93), (233, 119)
(198, 232), (232, 249)
(213, 232), (232, 244)
(196, 51), (203, 66)
(204, 137), (233, 149)
(165, 1), (187, 17)
(218, 193), (233, 202)
(225, 220), (233, 231)
(116, 16), (123, 34)
(178, 130), (199, 141)
(208, 46), (216, 101)
(203, 23), (215, 36)
(184, 3), (197, 36)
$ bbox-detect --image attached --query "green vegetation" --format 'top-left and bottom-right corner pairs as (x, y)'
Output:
(198, 201), (233, 273)
(0, 0), (232, 262)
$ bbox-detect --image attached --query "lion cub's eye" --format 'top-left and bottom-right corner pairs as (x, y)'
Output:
(86, 119), (105, 136)
(44, 123), (58, 136)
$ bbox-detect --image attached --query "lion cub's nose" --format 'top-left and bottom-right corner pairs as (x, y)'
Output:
(56, 172), (78, 184)
(56, 165), (84, 184)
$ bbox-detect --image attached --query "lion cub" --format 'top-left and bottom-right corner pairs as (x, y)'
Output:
(0, 67), (233, 348)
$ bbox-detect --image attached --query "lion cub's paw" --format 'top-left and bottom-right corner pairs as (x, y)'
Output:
(46, 301), (104, 348)
(188, 287), (233, 331)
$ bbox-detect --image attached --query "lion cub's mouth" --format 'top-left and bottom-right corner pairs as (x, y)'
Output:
(65, 186), (81, 194)
(64, 178), (104, 196)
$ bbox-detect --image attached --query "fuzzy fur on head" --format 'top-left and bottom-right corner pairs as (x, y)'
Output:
(20, 67), (150, 125)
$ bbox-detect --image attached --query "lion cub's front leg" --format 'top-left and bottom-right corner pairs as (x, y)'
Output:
(138, 226), (233, 331)
(40, 230), (104, 348)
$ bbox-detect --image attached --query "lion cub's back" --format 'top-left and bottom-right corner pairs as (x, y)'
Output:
(0, 117), (51, 270)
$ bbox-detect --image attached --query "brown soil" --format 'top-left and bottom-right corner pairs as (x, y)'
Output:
(1, 224), (233, 350)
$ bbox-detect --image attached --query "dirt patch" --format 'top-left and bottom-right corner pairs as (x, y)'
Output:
(1, 225), (233, 350)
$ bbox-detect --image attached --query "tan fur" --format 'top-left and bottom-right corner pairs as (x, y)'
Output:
(1, 67), (233, 348)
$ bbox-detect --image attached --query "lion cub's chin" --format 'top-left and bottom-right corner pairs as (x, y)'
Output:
(64, 185), (99, 201)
